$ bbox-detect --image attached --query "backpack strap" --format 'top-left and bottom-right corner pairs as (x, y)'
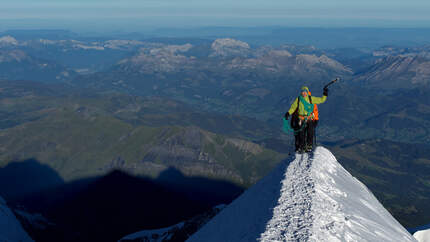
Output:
(308, 96), (317, 120)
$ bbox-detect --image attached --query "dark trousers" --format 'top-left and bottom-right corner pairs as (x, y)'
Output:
(294, 120), (316, 150)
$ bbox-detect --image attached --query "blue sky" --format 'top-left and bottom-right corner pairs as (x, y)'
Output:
(1, 0), (430, 31)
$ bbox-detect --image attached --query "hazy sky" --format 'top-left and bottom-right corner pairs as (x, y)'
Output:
(1, 0), (430, 31)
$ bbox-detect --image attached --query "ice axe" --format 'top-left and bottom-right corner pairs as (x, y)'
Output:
(323, 77), (340, 89)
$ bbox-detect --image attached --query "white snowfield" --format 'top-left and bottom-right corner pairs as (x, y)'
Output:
(0, 196), (33, 242)
(414, 229), (430, 242)
(187, 146), (417, 242)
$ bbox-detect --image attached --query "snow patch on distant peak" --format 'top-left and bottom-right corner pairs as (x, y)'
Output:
(0, 36), (18, 45)
(187, 146), (416, 242)
(211, 38), (250, 49)
(210, 38), (250, 57)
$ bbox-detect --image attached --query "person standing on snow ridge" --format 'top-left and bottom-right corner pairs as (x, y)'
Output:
(284, 86), (328, 153)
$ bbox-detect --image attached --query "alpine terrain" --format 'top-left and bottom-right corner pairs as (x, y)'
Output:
(0, 196), (33, 242)
(187, 147), (416, 242)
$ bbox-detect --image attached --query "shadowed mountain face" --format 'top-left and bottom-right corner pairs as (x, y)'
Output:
(0, 195), (33, 242)
(11, 166), (243, 242)
(156, 167), (243, 207)
(0, 159), (64, 201)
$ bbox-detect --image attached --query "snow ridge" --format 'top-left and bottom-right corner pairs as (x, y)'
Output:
(259, 153), (314, 241)
(187, 146), (416, 242)
(310, 147), (416, 241)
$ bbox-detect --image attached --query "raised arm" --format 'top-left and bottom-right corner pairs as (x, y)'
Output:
(287, 97), (299, 115)
(311, 95), (327, 104)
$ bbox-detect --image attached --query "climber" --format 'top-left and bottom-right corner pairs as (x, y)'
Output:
(284, 86), (328, 153)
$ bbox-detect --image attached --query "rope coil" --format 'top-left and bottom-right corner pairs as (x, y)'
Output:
(282, 117), (307, 134)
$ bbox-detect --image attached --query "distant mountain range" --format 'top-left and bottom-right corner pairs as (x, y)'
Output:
(1, 30), (430, 240)
(68, 38), (430, 143)
(360, 55), (430, 87)
(1, 33), (429, 89)
(0, 49), (75, 82)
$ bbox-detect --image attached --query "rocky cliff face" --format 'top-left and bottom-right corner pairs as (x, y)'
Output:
(118, 44), (195, 73)
(210, 38), (251, 58)
(355, 55), (430, 88)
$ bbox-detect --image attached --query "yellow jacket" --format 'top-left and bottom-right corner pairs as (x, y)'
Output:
(288, 95), (327, 117)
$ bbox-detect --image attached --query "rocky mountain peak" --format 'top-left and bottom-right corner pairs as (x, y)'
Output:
(0, 35), (19, 46)
(118, 43), (194, 73)
(296, 54), (352, 73)
(268, 49), (292, 57)
(355, 54), (430, 88)
(210, 38), (250, 57)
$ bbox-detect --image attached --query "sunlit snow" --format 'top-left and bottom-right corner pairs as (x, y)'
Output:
(414, 228), (430, 242)
(187, 146), (416, 242)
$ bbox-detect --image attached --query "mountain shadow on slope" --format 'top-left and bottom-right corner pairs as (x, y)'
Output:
(10, 166), (244, 242)
(156, 167), (244, 207)
(0, 158), (64, 201)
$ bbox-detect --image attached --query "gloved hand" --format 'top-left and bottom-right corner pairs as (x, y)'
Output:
(284, 112), (290, 120)
(323, 87), (328, 96)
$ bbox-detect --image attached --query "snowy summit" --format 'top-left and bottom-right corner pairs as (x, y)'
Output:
(187, 146), (416, 242)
